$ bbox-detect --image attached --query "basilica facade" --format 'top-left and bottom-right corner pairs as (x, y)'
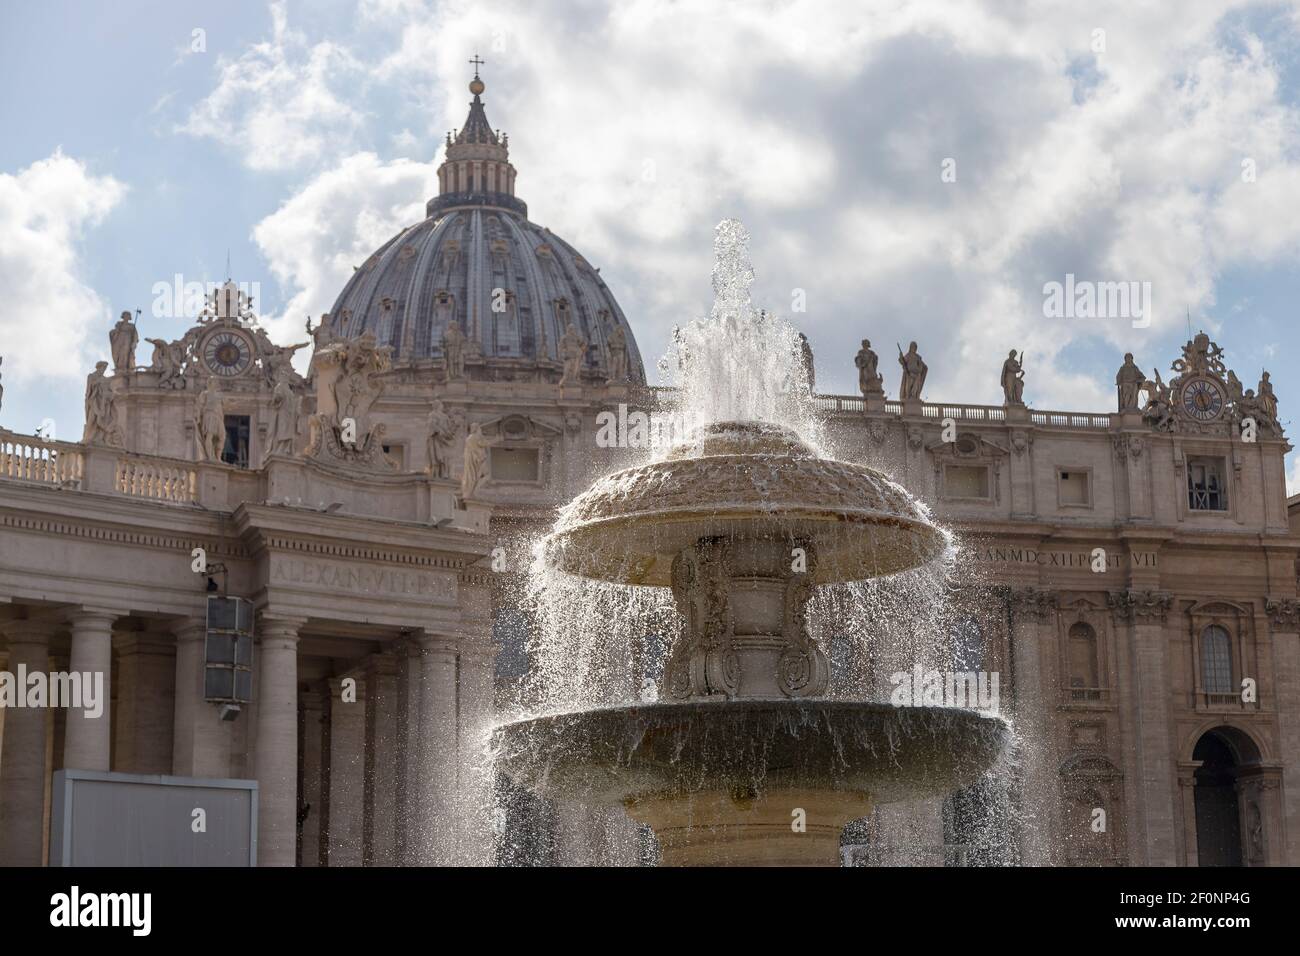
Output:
(0, 73), (1297, 867)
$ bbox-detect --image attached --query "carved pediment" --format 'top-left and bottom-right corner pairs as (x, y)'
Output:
(478, 414), (562, 442)
(925, 432), (1007, 460)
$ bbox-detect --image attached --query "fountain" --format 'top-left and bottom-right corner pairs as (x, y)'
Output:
(491, 221), (1011, 866)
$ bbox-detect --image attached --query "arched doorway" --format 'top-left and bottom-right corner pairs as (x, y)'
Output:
(1191, 727), (1261, 866)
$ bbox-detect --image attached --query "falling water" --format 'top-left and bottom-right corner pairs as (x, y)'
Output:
(488, 218), (1025, 867)
(655, 219), (824, 454)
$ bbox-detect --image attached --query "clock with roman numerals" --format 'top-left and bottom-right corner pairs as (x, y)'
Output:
(202, 330), (254, 378)
(1180, 376), (1225, 422)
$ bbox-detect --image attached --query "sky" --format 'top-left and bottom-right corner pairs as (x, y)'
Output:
(2, 0), (1300, 484)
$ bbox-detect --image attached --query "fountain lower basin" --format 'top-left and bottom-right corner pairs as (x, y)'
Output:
(492, 700), (1009, 865)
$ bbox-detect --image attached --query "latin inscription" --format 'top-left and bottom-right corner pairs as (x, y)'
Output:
(972, 548), (1158, 569)
(271, 557), (455, 599)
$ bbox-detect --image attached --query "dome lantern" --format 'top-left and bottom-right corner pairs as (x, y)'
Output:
(429, 59), (526, 219)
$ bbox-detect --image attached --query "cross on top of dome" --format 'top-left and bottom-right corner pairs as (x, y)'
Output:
(430, 60), (525, 218)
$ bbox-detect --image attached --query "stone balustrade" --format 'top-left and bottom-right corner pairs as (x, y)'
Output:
(114, 456), (198, 502)
(0, 429), (84, 485)
(640, 387), (1117, 430)
(0, 430), (489, 533)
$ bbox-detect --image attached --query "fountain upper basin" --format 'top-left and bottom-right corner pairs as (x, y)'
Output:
(545, 421), (948, 586)
(491, 699), (1009, 807)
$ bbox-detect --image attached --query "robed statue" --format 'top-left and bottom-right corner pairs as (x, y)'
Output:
(897, 341), (927, 401)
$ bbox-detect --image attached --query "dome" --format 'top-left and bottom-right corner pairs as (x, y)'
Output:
(325, 72), (644, 384)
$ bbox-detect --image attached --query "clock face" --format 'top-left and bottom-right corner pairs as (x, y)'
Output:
(203, 331), (253, 377)
(1181, 377), (1225, 422)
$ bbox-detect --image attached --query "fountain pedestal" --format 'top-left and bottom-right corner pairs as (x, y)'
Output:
(626, 788), (872, 867)
(492, 421), (1010, 866)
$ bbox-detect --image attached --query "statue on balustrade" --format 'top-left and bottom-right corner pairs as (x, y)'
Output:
(83, 362), (123, 446)
(443, 320), (467, 381)
(461, 421), (489, 501)
(1226, 369), (1245, 404)
(426, 400), (454, 478)
(1001, 350), (1025, 405)
(307, 314), (336, 352)
(1141, 369), (1175, 431)
(109, 311), (138, 372)
(304, 329), (395, 469)
(1115, 353), (1146, 412)
(146, 336), (188, 390)
(897, 341), (927, 401)
(263, 341), (308, 386)
(798, 333), (815, 393)
(1258, 371), (1278, 423)
(855, 339), (883, 396)
(606, 321), (629, 383)
(267, 370), (300, 462)
(559, 321), (588, 386)
(194, 381), (227, 462)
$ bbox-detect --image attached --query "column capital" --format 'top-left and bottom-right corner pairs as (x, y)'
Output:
(365, 651), (401, 678)
(1265, 597), (1300, 633)
(173, 617), (208, 644)
(1008, 586), (1057, 624)
(1107, 589), (1172, 625)
(415, 632), (458, 655)
(64, 607), (122, 630)
(1, 616), (60, 645)
(258, 615), (306, 644)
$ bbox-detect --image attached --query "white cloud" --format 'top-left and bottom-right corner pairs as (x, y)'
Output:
(179, 1), (366, 171)
(0, 150), (125, 384)
(250, 152), (436, 345)
(202, 0), (1300, 413)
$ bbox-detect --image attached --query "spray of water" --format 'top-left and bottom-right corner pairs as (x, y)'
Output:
(655, 219), (824, 454)
(487, 218), (1028, 867)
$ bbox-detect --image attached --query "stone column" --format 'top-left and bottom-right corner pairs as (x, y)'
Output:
(171, 618), (234, 777)
(395, 638), (422, 865)
(1265, 599), (1300, 864)
(1008, 587), (1057, 864)
(255, 616), (302, 867)
(1114, 433), (1152, 522)
(0, 621), (53, 866)
(456, 622), (497, 865)
(1176, 766), (1199, 866)
(113, 632), (176, 774)
(416, 634), (458, 864)
(1109, 590), (1177, 865)
(325, 674), (365, 866)
(298, 688), (326, 867)
(63, 609), (118, 772)
(363, 656), (399, 866)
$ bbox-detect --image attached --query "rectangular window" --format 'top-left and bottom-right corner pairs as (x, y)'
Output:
(944, 464), (989, 499)
(1058, 470), (1091, 506)
(1187, 457), (1226, 511)
(490, 446), (540, 482)
(222, 415), (250, 469)
(382, 443), (405, 470)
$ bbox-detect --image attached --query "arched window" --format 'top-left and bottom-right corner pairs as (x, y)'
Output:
(1200, 625), (1233, 696)
(1068, 622), (1100, 701)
